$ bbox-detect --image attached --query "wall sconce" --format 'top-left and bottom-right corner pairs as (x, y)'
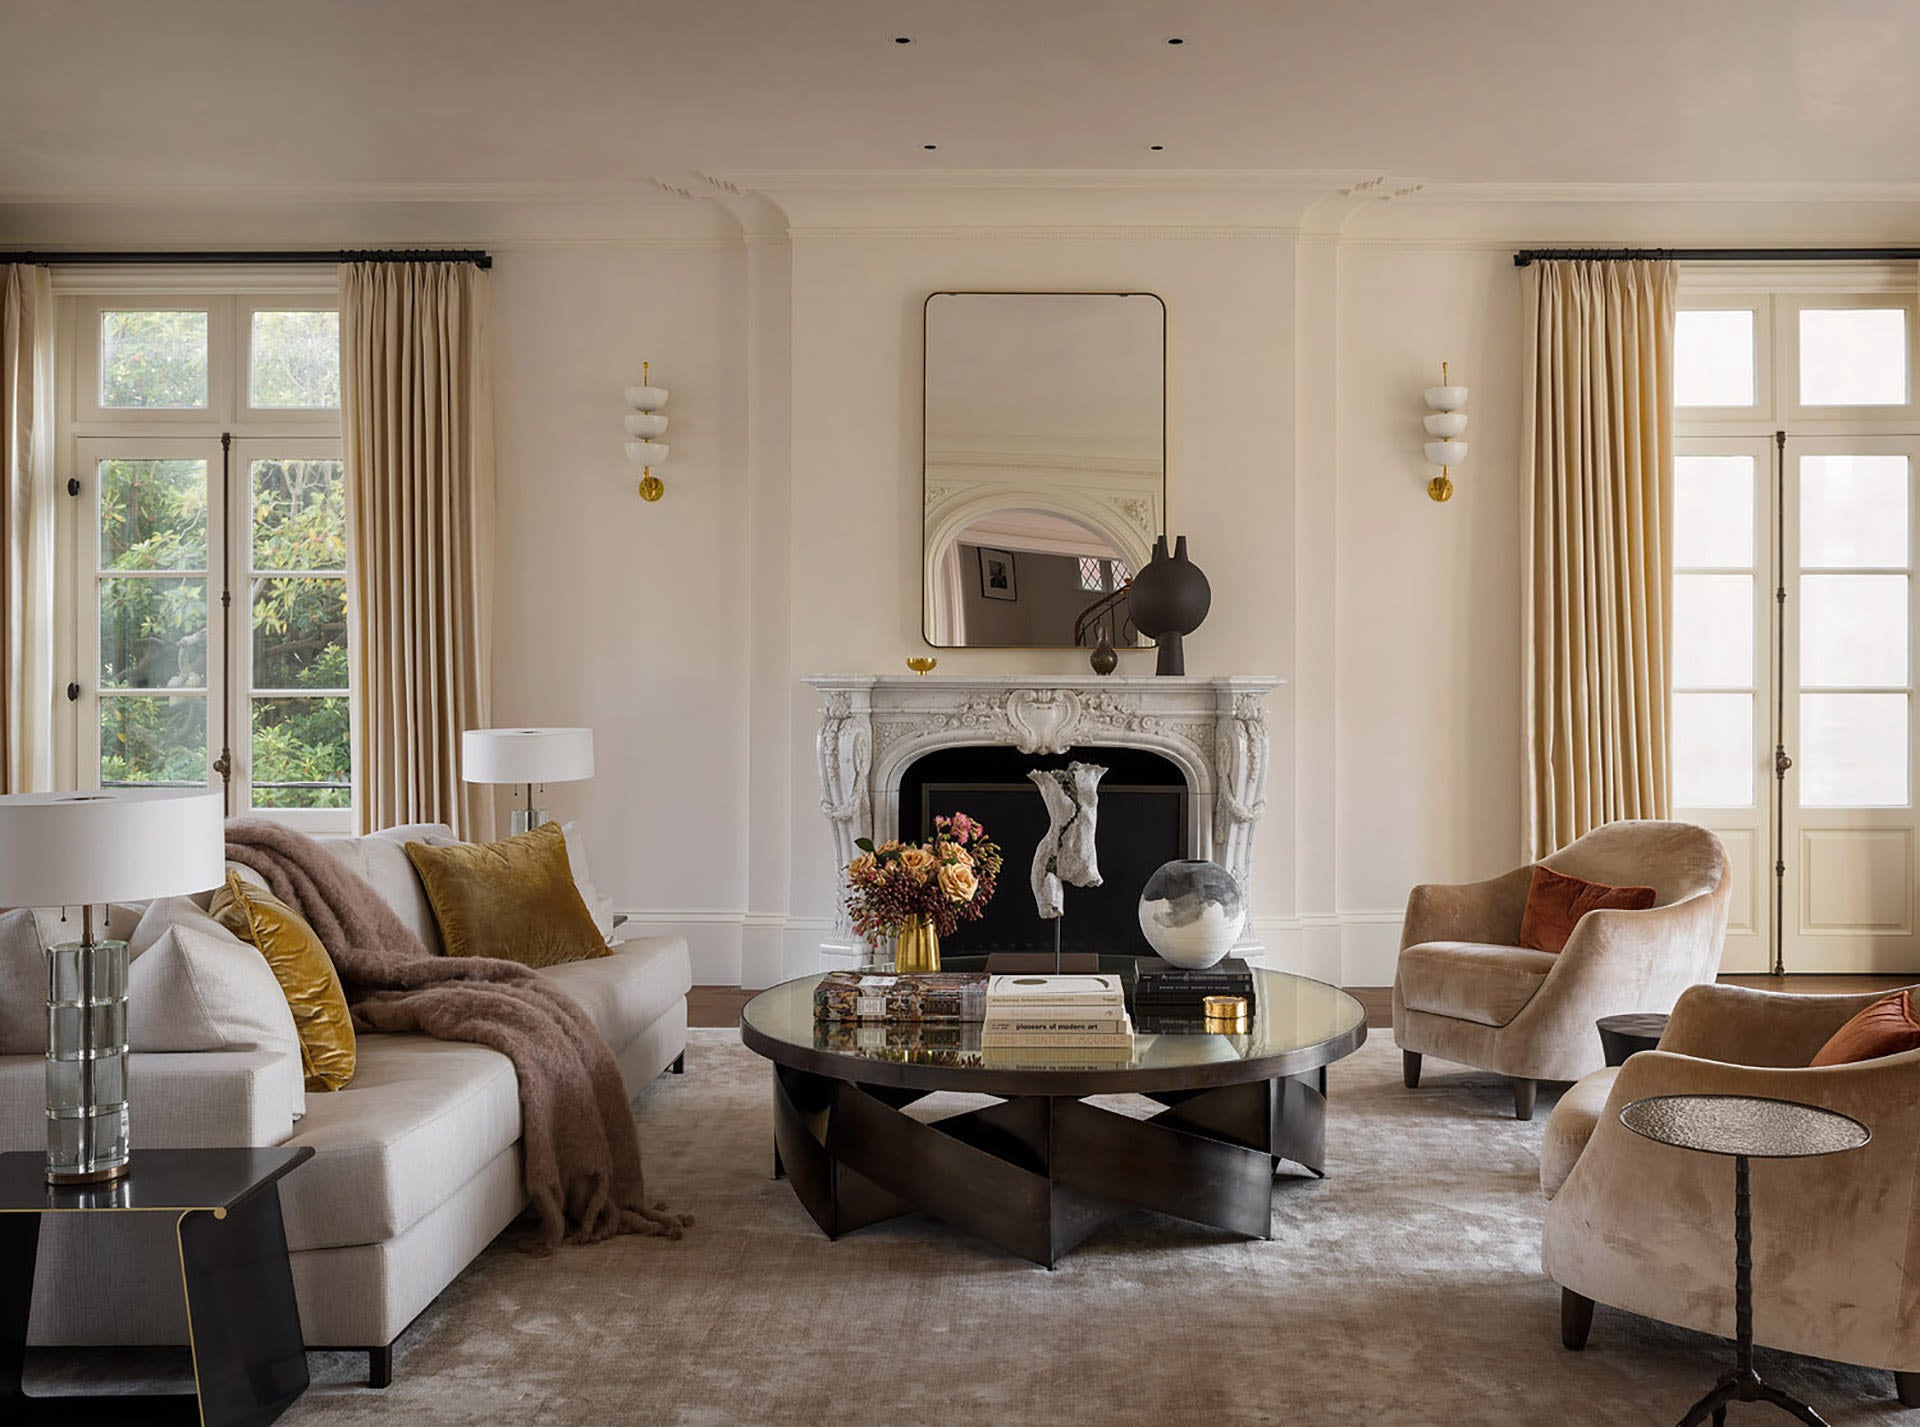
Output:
(624, 362), (670, 501)
(1423, 362), (1468, 502)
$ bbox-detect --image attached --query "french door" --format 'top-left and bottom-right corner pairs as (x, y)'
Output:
(1675, 434), (1920, 973)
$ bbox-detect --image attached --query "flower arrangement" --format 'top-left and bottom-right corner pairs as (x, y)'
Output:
(845, 812), (1004, 943)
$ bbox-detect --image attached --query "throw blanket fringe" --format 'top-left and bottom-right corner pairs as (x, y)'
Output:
(224, 818), (689, 1249)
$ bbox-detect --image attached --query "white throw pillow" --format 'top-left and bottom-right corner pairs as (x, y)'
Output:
(560, 820), (617, 942)
(0, 909), (45, 1054)
(128, 924), (302, 1058)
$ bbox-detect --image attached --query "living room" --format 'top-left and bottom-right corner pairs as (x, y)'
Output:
(1, 2), (1917, 1424)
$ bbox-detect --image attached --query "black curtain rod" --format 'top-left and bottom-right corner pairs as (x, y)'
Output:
(1514, 246), (1920, 268)
(2, 248), (492, 270)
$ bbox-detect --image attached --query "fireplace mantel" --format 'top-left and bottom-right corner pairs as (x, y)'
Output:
(804, 674), (1282, 965)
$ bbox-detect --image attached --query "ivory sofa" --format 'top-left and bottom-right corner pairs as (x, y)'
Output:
(1541, 982), (1920, 1407)
(0, 822), (691, 1386)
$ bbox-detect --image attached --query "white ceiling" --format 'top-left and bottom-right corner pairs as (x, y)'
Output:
(3, 0), (1916, 198)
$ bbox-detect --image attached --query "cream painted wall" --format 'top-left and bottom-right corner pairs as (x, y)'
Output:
(1333, 246), (1527, 983)
(489, 246), (755, 982)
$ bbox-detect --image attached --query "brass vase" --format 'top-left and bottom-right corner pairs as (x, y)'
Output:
(894, 914), (941, 973)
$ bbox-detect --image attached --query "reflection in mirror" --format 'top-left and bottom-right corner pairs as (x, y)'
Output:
(923, 293), (1165, 649)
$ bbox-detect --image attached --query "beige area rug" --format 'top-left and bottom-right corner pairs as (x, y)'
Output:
(267, 1029), (1903, 1427)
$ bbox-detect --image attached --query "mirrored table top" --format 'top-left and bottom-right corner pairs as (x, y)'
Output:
(739, 969), (1368, 1096)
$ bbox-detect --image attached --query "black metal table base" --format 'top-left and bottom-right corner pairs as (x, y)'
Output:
(771, 1063), (1328, 1267)
(1676, 1156), (1829, 1427)
(0, 1187), (309, 1426)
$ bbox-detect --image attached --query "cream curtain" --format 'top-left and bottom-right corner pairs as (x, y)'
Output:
(1522, 259), (1678, 858)
(340, 261), (496, 839)
(1, 265), (56, 794)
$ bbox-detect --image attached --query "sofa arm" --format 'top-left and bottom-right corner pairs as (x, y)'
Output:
(0, 1050), (300, 1153)
(1659, 981), (1912, 1068)
(1538, 891), (1721, 1016)
(1400, 865), (1533, 951)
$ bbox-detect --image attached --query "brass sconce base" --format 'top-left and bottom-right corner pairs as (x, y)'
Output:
(1428, 473), (1455, 502)
(639, 474), (665, 502)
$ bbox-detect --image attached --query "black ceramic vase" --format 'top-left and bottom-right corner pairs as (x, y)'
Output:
(1089, 627), (1118, 676)
(1126, 534), (1211, 676)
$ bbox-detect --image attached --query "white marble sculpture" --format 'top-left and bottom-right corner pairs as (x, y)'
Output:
(1028, 762), (1107, 920)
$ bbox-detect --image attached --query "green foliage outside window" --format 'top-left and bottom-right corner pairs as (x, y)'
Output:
(101, 311), (208, 408)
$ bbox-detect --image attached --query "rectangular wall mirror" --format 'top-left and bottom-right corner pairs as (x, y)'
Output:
(922, 291), (1166, 650)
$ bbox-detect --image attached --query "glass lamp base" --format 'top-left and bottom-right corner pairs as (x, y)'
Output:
(45, 937), (131, 1185)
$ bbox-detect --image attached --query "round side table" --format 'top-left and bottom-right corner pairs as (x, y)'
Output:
(1619, 1094), (1871, 1427)
(1597, 1013), (1668, 1066)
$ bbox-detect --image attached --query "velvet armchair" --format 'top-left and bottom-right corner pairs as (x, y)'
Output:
(1541, 982), (1920, 1407)
(1393, 821), (1731, 1119)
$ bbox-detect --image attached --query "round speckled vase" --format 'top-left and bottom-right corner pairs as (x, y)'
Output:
(1137, 859), (1246, 969)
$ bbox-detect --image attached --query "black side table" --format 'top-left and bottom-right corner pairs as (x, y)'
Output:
(1619, 1094), (1871, 1427)
(0, 1146), (313, 1426)
(1598, 1012), (1669, 1066)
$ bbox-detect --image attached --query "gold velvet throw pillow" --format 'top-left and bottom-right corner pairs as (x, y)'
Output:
(404, 822), (610, 970)
(210, 872), (357, 1092)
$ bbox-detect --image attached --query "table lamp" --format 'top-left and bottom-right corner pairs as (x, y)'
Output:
(462, 728), (595, 835)
(0, 789), (224, 1184)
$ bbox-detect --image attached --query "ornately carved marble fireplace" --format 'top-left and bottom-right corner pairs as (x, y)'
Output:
(806, 674), (1281, 967)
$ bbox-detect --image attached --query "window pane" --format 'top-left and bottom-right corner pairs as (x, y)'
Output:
(252, 577), (347, 689)
(250, 697), (350, 809)
(100, 310), (208, 408)
(1078, 555), (1104, 591)
(1799, 308), (1907, 406)
(100, 577), (207, 689)
(249, 310), (340, 409)
(99, 695), (207, 787)
(251, 458), (347, 571)
(1110, 558), (1132, 586)
(99, 459), (207, 571)
(1800, 692), (1908, 806)
(1675, 309), (1755, 407)
(1800, 454), (1909, 568)
(1673, 692), (1753, 808)
(1673, 455), (1754, 569)
(1801, 575), (1909, 688)
(1673, 575), (1754, 688)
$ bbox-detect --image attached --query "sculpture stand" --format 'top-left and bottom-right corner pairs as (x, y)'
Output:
(1153, 631), (1184, 677)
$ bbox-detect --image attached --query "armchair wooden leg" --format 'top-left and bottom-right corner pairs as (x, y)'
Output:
(1402, 1051), (1422, 1089)
(1512, 1078), (1537, 1121)
(369, 1344), (393, 1389)
(1561, 1289), (1594, 1351)
(1896, 1371), (1919, 1408)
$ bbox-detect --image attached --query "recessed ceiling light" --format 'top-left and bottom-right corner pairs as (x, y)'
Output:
(923, 144), (938, 151)
(893, 35), (912, 44)
(1166, 36), (1185, 45)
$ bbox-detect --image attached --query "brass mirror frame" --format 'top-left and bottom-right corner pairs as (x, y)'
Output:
(921, 290), (1168, 652)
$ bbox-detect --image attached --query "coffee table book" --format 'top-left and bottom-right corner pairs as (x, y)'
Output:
(813, 970), (988, 1022)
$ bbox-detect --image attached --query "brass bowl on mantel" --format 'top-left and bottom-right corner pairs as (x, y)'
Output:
(905, 657), (939, 676)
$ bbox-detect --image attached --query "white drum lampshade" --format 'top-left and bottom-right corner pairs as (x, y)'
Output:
(0, 788), (225, 1184)
(463, 728), (595, 834)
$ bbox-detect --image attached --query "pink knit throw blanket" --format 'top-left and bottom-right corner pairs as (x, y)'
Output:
(223, 818), (688, 1248)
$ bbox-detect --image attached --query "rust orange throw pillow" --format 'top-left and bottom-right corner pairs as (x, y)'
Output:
(1811, 989), (1920, 1067)
(1517, 865), (1658, 953)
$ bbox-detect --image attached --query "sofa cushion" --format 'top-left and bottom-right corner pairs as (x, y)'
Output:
(1397, 941), (1560, 1027)
(0, 911), (43, 1054)
(278, 1032), (522, 1252)
(404, 823), (608, 969)
(211, 874), (357, 1093)
(315, 823), (459, 955)
(538, 934), (693, 1050)
(1542, 1066), (1620, 1198)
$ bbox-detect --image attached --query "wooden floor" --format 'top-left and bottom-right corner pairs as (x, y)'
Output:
(691, 975), (1911, 1030)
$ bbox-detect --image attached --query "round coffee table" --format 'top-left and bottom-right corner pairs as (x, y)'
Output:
(740, 969), (1367, 1266)
(1620, 1094), (1872, 1426)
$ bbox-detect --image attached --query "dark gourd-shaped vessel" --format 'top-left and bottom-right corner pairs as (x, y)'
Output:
(1126, 535), (1211, 676)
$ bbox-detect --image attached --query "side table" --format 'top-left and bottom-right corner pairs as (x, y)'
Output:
(1619, 1094), (1871, 1426)
(1597, 1013), (1669, 1066)
(0, 1146), (314, 1427)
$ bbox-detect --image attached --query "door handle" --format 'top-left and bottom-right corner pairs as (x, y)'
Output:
(1775, 748), (1794, 776)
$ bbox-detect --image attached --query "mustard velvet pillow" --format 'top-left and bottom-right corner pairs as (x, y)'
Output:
(403, 822), (610, 970)
(209, 872), (357, 1092)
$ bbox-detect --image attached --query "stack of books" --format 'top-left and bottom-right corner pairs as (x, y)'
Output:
(981, 973), (1134, 1061)
(1131, 956), (1256, 1022)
